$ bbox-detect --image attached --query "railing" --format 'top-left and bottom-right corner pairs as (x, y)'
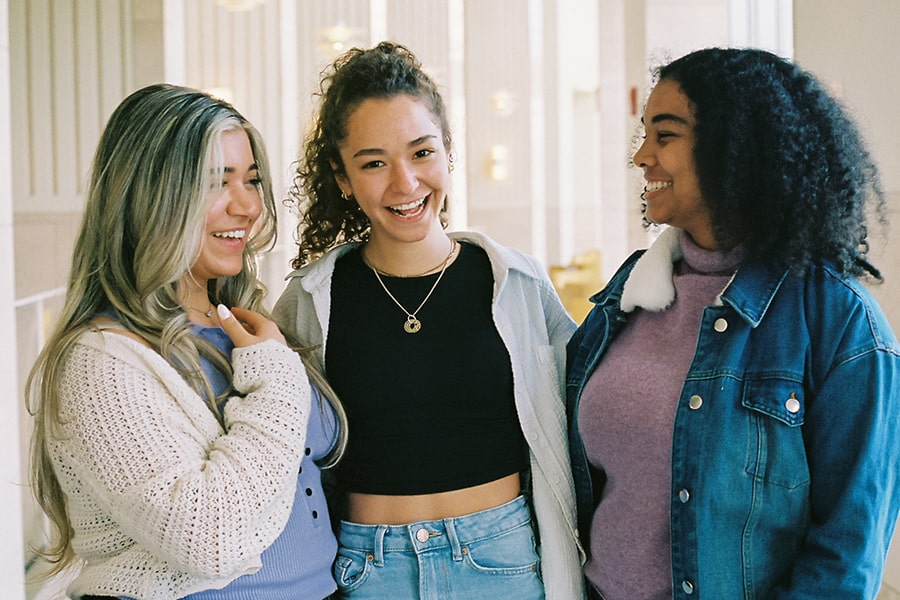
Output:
(15, 287), (66, 599)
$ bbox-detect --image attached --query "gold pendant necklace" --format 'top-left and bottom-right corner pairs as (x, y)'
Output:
(368, 240), (457, 334)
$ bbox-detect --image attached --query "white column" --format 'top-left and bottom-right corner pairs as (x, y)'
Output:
(0, 0), (26, 596)
(527, 0), (547, 265)
(728, 0), (793, 56)
(164, 0), (187, 84)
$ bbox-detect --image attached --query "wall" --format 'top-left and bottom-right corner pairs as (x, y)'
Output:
(9, 3), (163, 583)
(8, 0), (898, 596)
(794, 0), (900, 594)
(0, 0), (26, 595)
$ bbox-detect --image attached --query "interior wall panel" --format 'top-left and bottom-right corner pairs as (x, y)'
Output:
(74, 1), (102, 193)
(51, 1), (77, 198)
(12, 0), (134, 214)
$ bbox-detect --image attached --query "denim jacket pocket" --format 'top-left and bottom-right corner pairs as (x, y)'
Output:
(741, 380), (811, 490)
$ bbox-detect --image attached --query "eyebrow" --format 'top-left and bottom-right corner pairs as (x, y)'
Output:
(352, 134), (438, 158)
(643, 113), (691, 126)
(221, 163), (259, 173)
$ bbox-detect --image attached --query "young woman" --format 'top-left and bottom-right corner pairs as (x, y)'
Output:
(567, 48), (900, 599)
(274, 42), (584, 599)
(27, 84), (339, 600)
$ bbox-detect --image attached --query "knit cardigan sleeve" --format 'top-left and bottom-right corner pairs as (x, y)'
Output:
(50, 332), (310, 580)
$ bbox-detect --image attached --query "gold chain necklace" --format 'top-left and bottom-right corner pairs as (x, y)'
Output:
(368, 240), (457, 334)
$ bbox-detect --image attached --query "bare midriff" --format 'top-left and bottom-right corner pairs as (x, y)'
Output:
(346, 473), (521, 525)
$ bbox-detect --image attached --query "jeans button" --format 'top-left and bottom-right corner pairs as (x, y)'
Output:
(682, 580), (694, 594)
(415, 528), (430, 543)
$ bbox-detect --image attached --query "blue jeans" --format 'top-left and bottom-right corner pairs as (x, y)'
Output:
(333, 495), (544, 599)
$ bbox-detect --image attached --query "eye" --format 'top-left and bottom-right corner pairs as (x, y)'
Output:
(656, 131), (676, 143)
(361, 160), (385, 169)
(414, 148), (434, 159)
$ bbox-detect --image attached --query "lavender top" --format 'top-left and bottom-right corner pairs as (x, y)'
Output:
(578, 231), (746, 599)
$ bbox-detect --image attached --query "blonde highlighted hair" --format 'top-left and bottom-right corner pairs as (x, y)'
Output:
(26, 84), (296, 574)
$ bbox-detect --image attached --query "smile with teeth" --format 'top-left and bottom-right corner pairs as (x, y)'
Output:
(213, 229), (246, 239)
(388, 197), (427, 217)
(645, 181), (672, 193)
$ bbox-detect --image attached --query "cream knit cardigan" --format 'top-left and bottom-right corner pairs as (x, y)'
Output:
(47, 331), (310, 600)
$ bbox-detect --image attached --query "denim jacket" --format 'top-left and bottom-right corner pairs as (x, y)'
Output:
(567, 228), (900, 599)
(274, 231), (586, 600)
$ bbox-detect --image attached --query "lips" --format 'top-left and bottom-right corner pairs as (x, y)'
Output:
(388, 197), (427, 217)
(212, 229), (247, 239)
(645, 181), (672, 193)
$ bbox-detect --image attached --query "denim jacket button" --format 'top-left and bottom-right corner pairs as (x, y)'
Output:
(785, 396), (801, 413)
(689, 395), (703, 410)
(678, 488), (690, 503)
(682, 580), (694, 594)
(713, 317), (728, 332)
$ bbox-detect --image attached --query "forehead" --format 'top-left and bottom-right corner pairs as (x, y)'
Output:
(342, 95), (441, 147)
(643, 79), (695, 127)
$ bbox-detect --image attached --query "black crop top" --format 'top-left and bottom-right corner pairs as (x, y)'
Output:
(326, 242), (527, 495)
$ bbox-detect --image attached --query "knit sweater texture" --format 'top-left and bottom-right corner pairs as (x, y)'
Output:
(49, 331), (311, 600)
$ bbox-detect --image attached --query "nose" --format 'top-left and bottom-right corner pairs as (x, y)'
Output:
(633, 138), (653, 169)
(227, 181), (262, 219)
(390, 162), (418, 195)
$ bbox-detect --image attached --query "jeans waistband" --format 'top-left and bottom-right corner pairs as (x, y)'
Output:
(338, 495), (532, 564)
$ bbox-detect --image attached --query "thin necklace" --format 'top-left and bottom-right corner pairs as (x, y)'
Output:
(362, 242), (456, 278)
(368, 240), (457, 334)
(186, 303), (214, 319)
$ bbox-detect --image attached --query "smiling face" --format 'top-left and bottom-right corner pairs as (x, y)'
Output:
(633, 79), (717, 250)
(334, 94), (450, 250)
(188, 128), (262, 285)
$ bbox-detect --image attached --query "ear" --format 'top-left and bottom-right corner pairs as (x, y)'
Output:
(334, 176), (352, 200)
(330, 161), (351, 195)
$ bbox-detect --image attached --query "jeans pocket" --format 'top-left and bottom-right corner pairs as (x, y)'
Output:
(332, 548), (372, 593)
(462, 522), (540, 576)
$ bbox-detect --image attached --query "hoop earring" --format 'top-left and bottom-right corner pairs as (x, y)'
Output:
(341, 190), (353, 201)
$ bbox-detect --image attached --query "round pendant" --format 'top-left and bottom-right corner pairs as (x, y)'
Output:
(404, 316), (422, 334)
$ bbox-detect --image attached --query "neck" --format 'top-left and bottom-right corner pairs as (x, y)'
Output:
(178, 278), (215, 324)
(364, 233), (454, 277)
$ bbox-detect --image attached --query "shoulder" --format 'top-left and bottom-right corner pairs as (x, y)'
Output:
(810, 265), (899, 353)
(283, 243), (361, 286)
(71, 325), (162, 366)
(89, 316), (155, 348)
(451, 231), (550, 283)
(274, 245), (354, 322)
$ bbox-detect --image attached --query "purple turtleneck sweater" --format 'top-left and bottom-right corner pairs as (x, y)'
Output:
(578, 231), (746, 600)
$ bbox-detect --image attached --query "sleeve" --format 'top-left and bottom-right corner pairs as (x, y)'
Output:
(52, 337), (310, 579)
(272, 277), (305, 348)
(543, 277), (578, 365)
(772, 344), (900, 598)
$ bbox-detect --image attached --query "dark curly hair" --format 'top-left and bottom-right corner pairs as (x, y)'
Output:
(288, 41), (452, 268)
(653, 47), (886, 279)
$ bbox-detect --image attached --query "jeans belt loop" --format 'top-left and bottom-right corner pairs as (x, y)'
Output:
(373, 524), (387, 566)
(444, 517), (463, 561)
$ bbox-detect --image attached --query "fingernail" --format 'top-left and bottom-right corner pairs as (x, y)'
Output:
(216, 304), (232, 320)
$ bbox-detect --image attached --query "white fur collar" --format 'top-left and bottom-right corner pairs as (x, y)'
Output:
(620, 227), (682, 313)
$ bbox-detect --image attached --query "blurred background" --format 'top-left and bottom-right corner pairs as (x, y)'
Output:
(1, 1), (897, 598)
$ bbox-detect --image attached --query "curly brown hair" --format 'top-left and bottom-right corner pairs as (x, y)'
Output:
(652, 48), (886, 279)
(288, 41), (453, 268)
